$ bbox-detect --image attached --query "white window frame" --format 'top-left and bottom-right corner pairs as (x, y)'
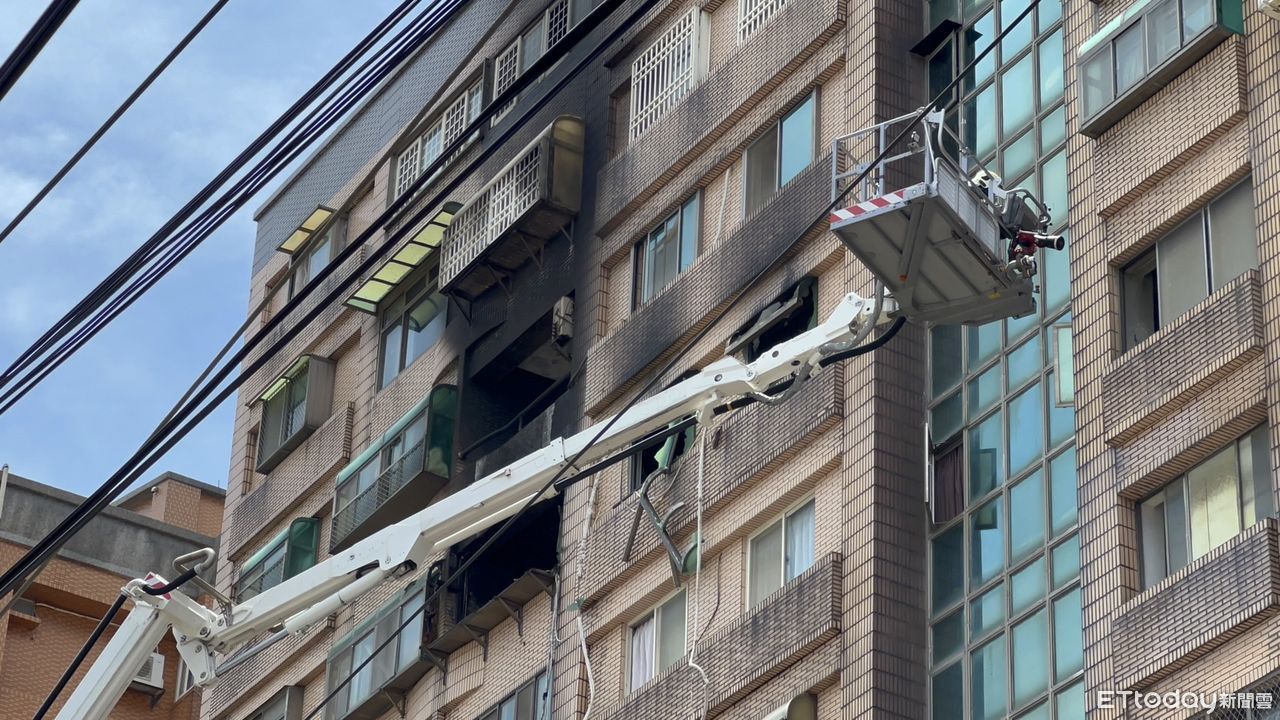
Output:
(627, 588), (687, 691)
(746, 496), (817, 608)
(176, 658), (196, 698)
(628, 8), (709, 141)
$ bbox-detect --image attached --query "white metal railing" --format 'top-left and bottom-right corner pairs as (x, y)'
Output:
(629, 9), (703, 141)
(737, 0), (789, 42)
(440, 141), (543, 286)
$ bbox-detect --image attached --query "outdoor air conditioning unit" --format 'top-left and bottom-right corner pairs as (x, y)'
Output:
(132, 652), (165, 690)
(1261, 0), (1280, 20)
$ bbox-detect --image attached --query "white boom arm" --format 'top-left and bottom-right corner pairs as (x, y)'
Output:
(54, 291), (893, 720)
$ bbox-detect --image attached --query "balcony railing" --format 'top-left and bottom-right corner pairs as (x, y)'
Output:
(439, 116), (584, 299)
(330, 436), (450, 551)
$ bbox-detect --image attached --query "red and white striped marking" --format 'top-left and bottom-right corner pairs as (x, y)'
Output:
(830, 190), (909, 224)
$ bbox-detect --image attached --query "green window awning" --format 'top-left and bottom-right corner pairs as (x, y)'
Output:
(278, 206), (335, 255)
(346, 203), (460, 314)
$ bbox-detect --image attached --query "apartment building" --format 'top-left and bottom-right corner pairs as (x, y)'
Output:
(0, 470), (224, 719)
(204, 0), (1092, 720)
(1064, 0), (1280, 715)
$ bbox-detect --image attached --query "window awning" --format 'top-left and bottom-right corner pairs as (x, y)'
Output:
(259, 355), (310, 402)
(278, 206), (336, 255)
(346, 203), (461, 314)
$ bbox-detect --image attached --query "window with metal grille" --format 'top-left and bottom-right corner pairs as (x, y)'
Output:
(492, 0), (573, 125)
(628, 9), (706, 141)
(394, 79), (484, 198)
(737, 0), (789, 42)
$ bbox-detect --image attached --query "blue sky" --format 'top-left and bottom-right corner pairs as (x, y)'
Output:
(0, 1), (396, 496)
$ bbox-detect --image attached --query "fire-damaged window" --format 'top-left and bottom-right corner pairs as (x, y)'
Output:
(448, 498), (561, 623)
(629, 369), (700, 492)
(462, 299), (573, 476)
(727, 276), (819, 362)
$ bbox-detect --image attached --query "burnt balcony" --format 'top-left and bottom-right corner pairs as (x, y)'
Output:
(330, 386), (457, 552)
(439, 116), (584, 300)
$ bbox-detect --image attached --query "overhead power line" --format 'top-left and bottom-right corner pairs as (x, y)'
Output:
(0, 0), (437, 408)
(0, 0), (80, 104)
(15, 0), (1038, 712)
(0, 0), (234, 247)
(0, 0), (639, 605)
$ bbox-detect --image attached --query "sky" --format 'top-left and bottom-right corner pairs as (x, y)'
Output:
(0, 0), (398, 496)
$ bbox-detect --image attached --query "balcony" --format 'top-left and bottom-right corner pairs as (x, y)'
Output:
(599, 553), (841, 720)
(438, 116), (584, 300)
(330, 386), (457, 552)
(1103, 271), (1261, 446)
(473, 402), (556, 480)
(1111, 519), (1280, 690)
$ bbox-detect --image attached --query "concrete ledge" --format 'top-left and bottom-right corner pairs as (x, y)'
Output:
(598, 552), (842, 720)
(1094, 38), (1247, 217)
(1103, 271), (1262, 447)
(1111, 519), (1280, 690)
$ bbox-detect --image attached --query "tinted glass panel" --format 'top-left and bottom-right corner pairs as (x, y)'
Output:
(1148, 0), (1180, 66)
(933, 524), (965, 611)
(970, 410), (1004, 499)
(1010, 470), (1046, 562)
(779, 95), (815, 186)
(1114, 23), (1145, 92)
(1157, 214), (1208, 323)
(1082, 48), (1113, 117)
(1012, 608), (1050, 707)
(1000, 53), (1035, 135)
(972, 636), (1007, 720)
(1208, 179), (1257, 290)
(971, 498), (1004, 586)
(1009, 385), (1044, 477)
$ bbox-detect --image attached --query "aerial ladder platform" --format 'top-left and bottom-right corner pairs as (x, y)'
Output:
(829, 109), (1062, 326)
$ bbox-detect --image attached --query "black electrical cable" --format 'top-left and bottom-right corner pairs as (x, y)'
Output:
(32, 567), (203, 718)
(0, 0), (648, 601)
(14, 9), (1038, 714)
(0, 0), (463, 413)
(0, 0), (234, 247)
(0, 0), (428, 390)
(298, 2), (1040, 710)
(0, 0), (80, 104)
(31, 592), (126, 720)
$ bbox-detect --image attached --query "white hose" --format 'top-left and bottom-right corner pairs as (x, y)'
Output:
(573, 475), (601, 720)
(687, 414), (714, 718)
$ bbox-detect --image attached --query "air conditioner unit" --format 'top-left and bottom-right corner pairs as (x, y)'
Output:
(132, 652), (165, 690)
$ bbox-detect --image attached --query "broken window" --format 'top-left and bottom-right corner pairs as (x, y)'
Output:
(727, 276), (819, 362)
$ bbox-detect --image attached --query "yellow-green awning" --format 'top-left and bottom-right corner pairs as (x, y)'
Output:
(278, 206), (336, 255)
(346, 203), (460, 314)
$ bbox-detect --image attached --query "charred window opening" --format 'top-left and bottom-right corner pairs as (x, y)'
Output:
(450, 496), (561, 620)
(727, 276), (819, 362)
(464, 300), (574, 474)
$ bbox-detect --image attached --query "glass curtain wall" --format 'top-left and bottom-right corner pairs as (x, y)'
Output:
(924, 0), (1081, 718)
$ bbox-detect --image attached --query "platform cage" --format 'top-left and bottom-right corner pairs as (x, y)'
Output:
(829, 108), (1059, 327)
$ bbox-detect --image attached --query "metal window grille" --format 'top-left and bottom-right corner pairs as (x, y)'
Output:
(628, 9), (702, 141)
(394, 140), (421, 198)
(440, 143), (543, 285)
(737, 0), (789, 42)
(332, 437), (427, 543)
(492, 42), (520, 125)
(547, 0), (570, 46)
